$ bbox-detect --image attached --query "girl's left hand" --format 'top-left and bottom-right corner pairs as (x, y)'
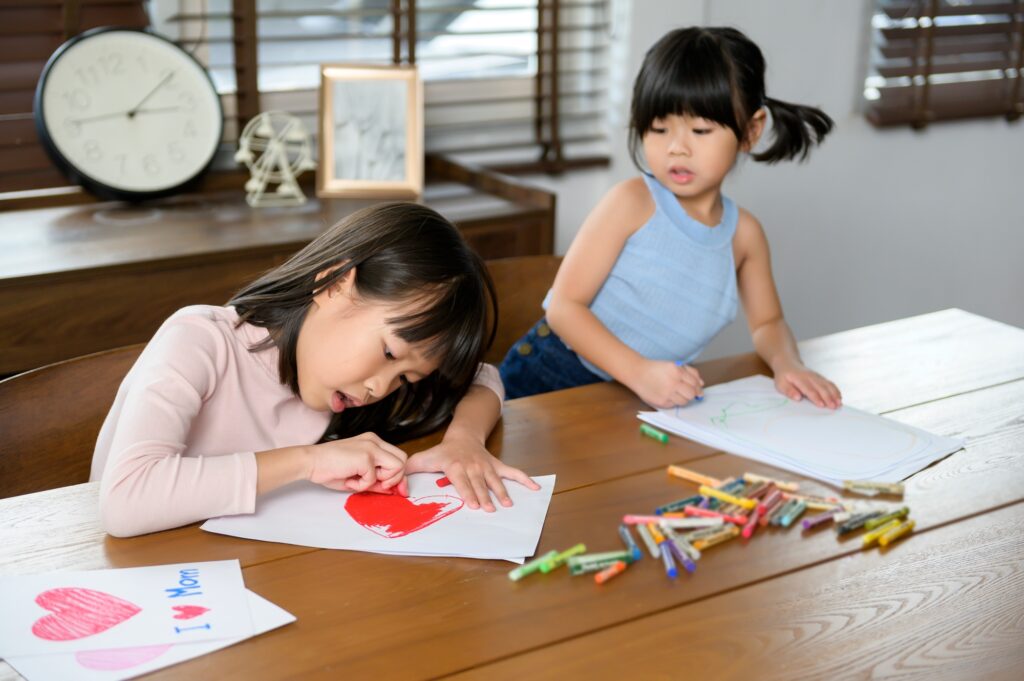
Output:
(406, 434), (540, 512)
(773, 361), (842, 409)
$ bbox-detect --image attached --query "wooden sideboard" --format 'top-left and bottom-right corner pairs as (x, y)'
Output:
(0, 157), (555, 374)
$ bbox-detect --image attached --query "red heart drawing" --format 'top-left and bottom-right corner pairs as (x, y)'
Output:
(345, 493), (463, 538)
(75, 644), (173, 671)
(32, 587), (141, 642)
(171, 605), (209, 620)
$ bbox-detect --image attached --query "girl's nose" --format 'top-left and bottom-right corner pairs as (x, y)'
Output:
(669, 135), (690, 156)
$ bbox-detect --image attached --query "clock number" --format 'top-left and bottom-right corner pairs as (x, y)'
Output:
(184, 120), (197, 138)
(168, 141), (185, 162)
(143, 154), (161, 176)
(178, 92), (196, 111)
(98, 53), (124, 76)
(83, 140), (102, 161)
(62, 89), (91, 111)
(74, 66), (101, 87)
(113, 154), (127, 177)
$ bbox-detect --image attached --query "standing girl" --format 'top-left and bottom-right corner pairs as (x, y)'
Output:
(94, 202), (538, 537)
(500, 26), (842, 409)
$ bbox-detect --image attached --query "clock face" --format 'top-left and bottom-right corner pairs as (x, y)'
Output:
(36, 28), (222, 199)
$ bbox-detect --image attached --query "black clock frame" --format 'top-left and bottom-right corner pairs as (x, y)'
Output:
(34, 26), (225, 203)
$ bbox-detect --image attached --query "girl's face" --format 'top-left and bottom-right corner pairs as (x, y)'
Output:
(642, 113), (760, 209)
(295, 268), (440, 414)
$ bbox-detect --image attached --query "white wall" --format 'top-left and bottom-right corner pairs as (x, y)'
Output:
(524, 0), (1024, 360)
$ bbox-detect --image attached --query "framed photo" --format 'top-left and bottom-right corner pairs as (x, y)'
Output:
(317, 65), (423, 199)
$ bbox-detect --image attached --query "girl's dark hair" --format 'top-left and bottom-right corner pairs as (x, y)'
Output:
(230, 202), (497, 443)
(629, 26), (833, 168)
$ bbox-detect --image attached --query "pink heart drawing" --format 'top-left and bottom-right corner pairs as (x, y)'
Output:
(345, 492), (463, 538)
(171, 604), (210, 620)
(32, 587), (141, 642)
(75, 644), (173, 671)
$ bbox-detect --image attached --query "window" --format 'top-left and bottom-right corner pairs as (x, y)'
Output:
(155, 0), (611, 171)
(864, 0), (1024, 127)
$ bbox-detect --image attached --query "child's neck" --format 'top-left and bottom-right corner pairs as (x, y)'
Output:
(673, 188), (724, 228)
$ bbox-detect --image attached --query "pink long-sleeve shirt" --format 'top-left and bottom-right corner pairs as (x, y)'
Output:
(92, 305), (504, 537)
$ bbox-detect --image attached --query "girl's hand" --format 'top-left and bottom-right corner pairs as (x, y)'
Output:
(406, 433), (539, 512)
(773, 361), (842, 409)
(306, 433), (410, 496)
(629, 359), (704, 409)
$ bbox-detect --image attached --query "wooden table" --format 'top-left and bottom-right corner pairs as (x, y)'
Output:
(2, 308), (1023, 680)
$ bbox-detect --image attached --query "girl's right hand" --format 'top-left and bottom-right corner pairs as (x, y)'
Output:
(306, 433), (410, 496)
(630, 359), (704, 409)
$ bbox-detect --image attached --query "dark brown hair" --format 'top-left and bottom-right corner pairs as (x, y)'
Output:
(629, 26), (833, 169)
(230, 202), (497, 443)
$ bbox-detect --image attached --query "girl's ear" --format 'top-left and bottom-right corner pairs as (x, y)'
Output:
(313, 264), (357, 306)
(742, 108), (768, 152)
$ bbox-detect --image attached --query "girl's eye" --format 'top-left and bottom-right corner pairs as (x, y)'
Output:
(650, 126), (667, 134)
(693, 128), (712, 135)
(384, 346), (395, 361)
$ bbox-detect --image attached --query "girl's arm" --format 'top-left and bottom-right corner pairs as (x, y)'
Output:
(407, 365), (539, 511)
(734, 209), (841, 409)
(546, 178), (704, 407)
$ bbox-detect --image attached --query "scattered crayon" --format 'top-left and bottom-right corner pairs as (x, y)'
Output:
(436, 476), (451, 488)
(508, 550), (559, 581)
(861, 519), (903, 547)
(864, 506), (910, 530)
(640, 423), (670, 444)
(878, 519), (915, 546)
(699, 484), (758, 510)
(802, 510), (837, 530)
(595, 560), (629, 584)
(843, 480), (904, 497)
(666, 464), (722, 488)
(618, 524), (643, 561)
(742, 472), (800, 492)
(539, 543), (586, 573)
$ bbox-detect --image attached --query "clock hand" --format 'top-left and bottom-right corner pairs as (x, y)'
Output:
(127, 70), (175, 118)
(69, 106), (183, 125)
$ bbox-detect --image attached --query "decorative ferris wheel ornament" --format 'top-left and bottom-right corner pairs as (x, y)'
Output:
(234, 111), (317, 207)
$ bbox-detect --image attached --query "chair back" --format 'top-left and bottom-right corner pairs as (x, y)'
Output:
(0, 343), (144, 498)
(484, 255), (562, 365)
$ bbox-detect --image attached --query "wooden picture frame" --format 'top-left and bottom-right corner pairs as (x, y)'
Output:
(317, 65), (423, 199)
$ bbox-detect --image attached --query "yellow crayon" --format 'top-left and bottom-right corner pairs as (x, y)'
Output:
(843, 480), (905, 497)
(647, 522), (666, 545)
(667, 465), (721, 488)
(878, 520), (915, 546)
(699, 485), (757, 510)
(861, 519), (903, 547)
(692, 525), (739, 550)
(864, 507), (910, 531)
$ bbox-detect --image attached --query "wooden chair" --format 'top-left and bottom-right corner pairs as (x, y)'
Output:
(484, 254), (563, 365)
(0, 343), (144, 499)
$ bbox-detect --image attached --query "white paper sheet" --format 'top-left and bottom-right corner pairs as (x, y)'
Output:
(201, 473), (555, 561)
(0, 560), (252, 657)
(5, 589), (295, 681)
(639, 375), (964, 485)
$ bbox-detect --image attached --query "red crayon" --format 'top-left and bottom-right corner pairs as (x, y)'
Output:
(436, 476), (452, 488)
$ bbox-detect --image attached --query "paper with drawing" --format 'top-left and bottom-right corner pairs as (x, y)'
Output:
(639, 375), (963, 484)
(201, 473), (555, 561)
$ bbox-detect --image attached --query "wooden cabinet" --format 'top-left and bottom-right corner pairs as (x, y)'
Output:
(0, 157), (554, 374)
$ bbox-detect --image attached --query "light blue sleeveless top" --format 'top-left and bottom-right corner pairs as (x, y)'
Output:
(546, 174), (739, 380)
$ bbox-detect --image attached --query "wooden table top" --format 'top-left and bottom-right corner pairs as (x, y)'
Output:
(2, 308), (1023, 680)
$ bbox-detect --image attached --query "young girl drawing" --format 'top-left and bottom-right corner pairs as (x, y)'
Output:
(500, 26), (842, 410)
(94, 202), (538, 537)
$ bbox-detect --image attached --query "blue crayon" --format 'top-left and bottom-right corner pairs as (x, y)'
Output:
(618, 524), (643, 561)
(666, 538), (696, 573)
(660, 543), (678, 578)
(675, 360), (704, 401)
(654, 494), (704, 515)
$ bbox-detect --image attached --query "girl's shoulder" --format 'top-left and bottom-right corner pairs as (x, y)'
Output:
(584, 176), (656, 239)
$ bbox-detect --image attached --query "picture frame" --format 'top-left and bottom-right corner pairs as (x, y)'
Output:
(317, 65), (423, 199)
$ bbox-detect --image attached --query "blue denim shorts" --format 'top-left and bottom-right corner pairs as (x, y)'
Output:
(498, 318), (605, 399)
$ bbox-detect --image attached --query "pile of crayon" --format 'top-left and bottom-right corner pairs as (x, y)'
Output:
(508, 459), (914, 586)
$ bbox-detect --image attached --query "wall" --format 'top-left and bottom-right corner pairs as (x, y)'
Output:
(524, 0), (1024, 361)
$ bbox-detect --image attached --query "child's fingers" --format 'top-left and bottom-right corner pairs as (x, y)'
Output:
(497, 462), (540, 490)
(447, 468), (481, 510)
(468, 470), (496, 512)
(484, 469), (513, 508)
(361, 433), (409, 463)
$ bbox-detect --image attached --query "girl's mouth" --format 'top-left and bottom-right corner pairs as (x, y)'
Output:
(330, 391), (363, 413)
(669, 167), (695, 184)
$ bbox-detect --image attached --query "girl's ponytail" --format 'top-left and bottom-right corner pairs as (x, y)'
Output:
(753, 97), (834, 164)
